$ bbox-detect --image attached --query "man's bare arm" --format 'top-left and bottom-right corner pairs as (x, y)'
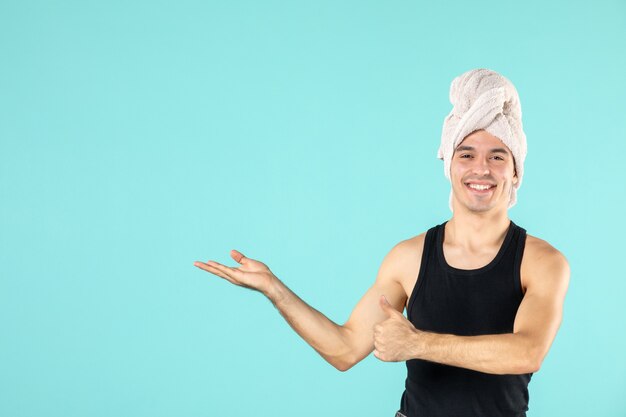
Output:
(374, 241), (570, 375)
(266, 267), (406, 371)
(194, 239), (417, 371)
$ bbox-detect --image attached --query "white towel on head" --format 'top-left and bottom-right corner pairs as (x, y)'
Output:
(438, 68), (527, 210)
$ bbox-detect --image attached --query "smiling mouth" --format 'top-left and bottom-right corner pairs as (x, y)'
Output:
(465, 183), (496, 193)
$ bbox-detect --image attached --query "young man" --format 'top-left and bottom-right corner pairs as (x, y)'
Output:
(194, 69), (570, 417)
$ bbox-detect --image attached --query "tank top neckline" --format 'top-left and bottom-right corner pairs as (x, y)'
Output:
(436, 220), (516, 276)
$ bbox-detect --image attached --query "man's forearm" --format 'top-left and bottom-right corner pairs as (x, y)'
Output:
(410, 331), (540, 375)
(264, 277), (354, 371)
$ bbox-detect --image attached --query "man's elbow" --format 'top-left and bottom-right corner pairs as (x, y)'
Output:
(334, 362), (353, 372)
(325, 349), (362, 372)
(505, 356), (540, 374)
(509, 332), (551, 374)
(331, 355), (358, 372)
(325, 329), (362, 372)
(520, 345), (546, 374)
(522, 356), (542, 374)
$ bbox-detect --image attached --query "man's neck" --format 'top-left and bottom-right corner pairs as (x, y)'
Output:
(446, 208), (511, 251)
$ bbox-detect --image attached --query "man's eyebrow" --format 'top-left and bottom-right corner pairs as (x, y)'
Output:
(455, 145), (510, 155)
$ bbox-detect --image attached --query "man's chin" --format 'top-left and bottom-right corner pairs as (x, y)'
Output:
(466, 204), (495, 213)
(456, 196), (501, 213)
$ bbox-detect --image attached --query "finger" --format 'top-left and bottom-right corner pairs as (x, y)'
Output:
(373, 349), (383, 360)
(230, 249), (249, 265)
(206, 260), (245, 282)
(194, 261), (236, 283)
(379, 295), (395, 315)
(380, 295), (405, 318)
(194, 261), (238, 285)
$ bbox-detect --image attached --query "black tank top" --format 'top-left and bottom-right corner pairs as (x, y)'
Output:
(399, 220), (532, 417)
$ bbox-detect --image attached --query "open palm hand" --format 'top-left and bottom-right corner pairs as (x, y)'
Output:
(194, 249), (275, 294)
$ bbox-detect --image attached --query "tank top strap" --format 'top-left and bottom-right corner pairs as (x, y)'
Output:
(512, 221), (528, 297)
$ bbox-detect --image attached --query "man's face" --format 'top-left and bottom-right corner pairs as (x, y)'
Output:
(450, 129), (518, 213)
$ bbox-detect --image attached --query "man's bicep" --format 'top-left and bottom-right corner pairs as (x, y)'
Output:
(513, 250), (570, 365)
(342, 279), (406, 363)
(341, 244), (410, 365)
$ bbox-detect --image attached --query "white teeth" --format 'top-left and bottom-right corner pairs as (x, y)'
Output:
(467, 183), (493, 190)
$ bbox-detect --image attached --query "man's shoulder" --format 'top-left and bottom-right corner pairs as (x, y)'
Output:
(390, 229), (430, 259)
(522, 233), (570, 289)
(378, 232), (429, 302)
(382, 227), (437, 280)
(524, 233), (569, 266)
(387, 222), (444, 263)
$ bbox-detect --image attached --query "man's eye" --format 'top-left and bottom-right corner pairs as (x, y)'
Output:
(460, 154), (471, 158)
(492, 156), (504, 161)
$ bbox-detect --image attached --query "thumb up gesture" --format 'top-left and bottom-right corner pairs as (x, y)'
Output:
(373, 295), (420, 362)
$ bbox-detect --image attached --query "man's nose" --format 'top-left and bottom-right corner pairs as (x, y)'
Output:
(471, 158), (490, 176)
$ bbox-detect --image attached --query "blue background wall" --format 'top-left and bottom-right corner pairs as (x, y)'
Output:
(1, 1), (625, 416)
